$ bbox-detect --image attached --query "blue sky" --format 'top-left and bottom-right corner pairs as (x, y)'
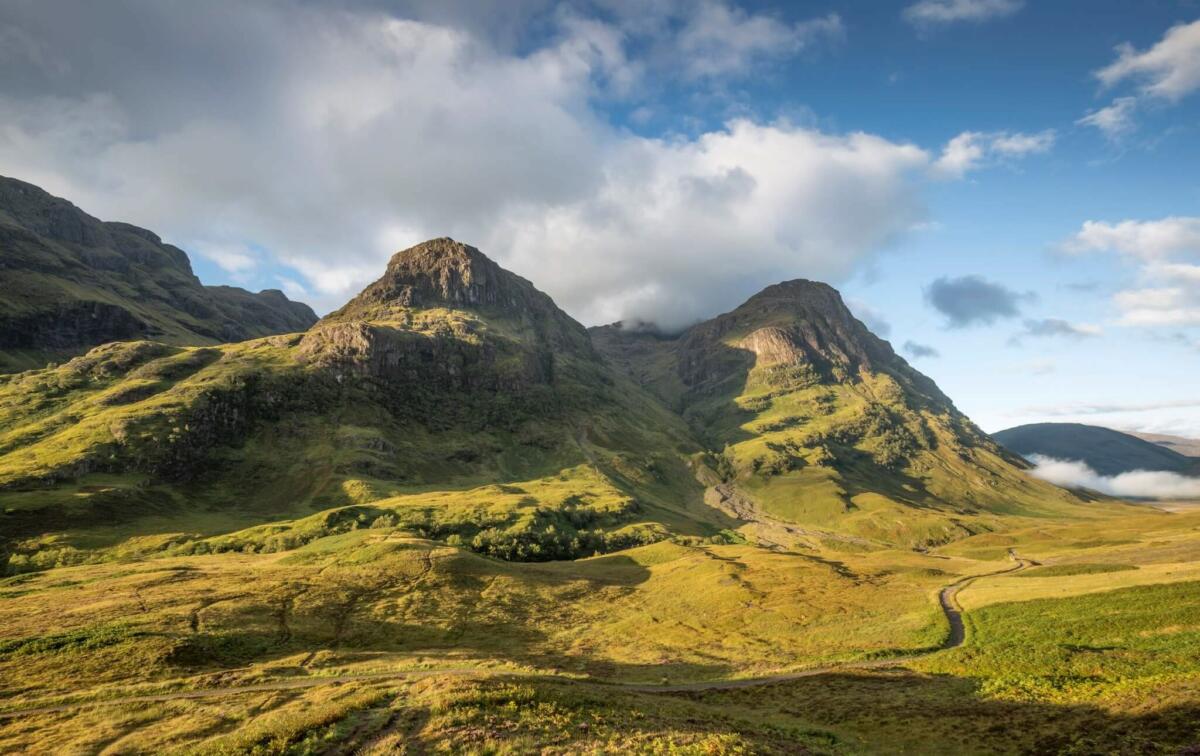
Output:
(1, 0), (1199, 435)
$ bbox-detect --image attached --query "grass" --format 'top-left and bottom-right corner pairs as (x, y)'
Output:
(3, 289), (1199, 751)
(0, 503), (1199, 751)
(1015, 562), (1139, 578)
(921, 580), (1200, 703)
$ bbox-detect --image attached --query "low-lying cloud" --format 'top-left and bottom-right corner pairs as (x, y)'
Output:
(1028, 454), (1200, 499)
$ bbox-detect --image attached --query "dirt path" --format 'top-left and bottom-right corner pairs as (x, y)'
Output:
(0, 554), (1031, 719)
(937, 549), (1031, 650)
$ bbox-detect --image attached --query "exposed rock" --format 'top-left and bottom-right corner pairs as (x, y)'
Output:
(326, 237), (595, 358)
(0, 175), (318, 372)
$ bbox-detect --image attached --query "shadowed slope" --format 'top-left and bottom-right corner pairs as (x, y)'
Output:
(0, 176), (316, 372)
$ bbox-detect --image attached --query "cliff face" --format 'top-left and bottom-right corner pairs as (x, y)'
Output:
(325, 238), (594, 357)
(0, 176), (317, 371)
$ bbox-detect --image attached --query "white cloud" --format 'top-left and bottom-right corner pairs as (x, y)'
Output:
(1065, 218), (1200, 261)
(1028, 455), (1200, 500)
(933, 129), (1055, 178)
(1096, 19), (1200, 101)
(903, 0), (1023, 27)
(277, 277), (309, 301)
(674, 6), (843, 80)
(194, 243), (258, 274)
(491, 121), (930, 329)
(1076, 96), (1139, 140)
(1065, 218), (1200, 325)
(1077, 21), (1200, 144)
(0, 1), (1019, 329)
(1113, 287), (1200, 326)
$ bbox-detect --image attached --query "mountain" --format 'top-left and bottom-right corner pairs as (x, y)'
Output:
(0, 238), (709, 570)
(1129, 431), (1200, 458)
(0, 176), (317, 372)
(592, 280), (1096, 548)
(0, 242), (1113, 575)
(993, 422), (1199, 477)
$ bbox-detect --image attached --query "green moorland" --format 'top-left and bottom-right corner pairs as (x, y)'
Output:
(1, 508), (1199, 753)
(1, 242), (1198, 752)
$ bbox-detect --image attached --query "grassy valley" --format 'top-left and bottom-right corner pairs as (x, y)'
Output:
(1, 237), (1198, 753)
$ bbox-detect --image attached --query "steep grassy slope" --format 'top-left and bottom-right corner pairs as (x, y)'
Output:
(594, 281), (1109, 548)
(994, 422), (1199, 476)
(0, 240), (716, 574)
(0, 176), (316, 372)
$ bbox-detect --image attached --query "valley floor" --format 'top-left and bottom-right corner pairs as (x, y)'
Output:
(1, 503), (1199, 754)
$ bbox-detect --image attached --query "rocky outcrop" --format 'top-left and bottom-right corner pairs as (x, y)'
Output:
(297, 320), (553, 394)
(0, 175), (318, 371)
(0, 301), (148, 350)
(325, 238), (594, 358)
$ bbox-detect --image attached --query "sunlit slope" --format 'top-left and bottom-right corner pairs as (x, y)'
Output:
(0, 240), (714, 572)
(594, 280), (1119, 548)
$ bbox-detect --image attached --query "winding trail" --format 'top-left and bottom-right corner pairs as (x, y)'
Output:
(0, 553), (1031, 720)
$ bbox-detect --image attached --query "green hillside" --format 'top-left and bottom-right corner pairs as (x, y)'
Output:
(4, 237), (1195, 754)
(0, 239), (720, 575)
(0, 176), (316, 372)
(993, 422), (1200, 476)
(593, 281), (1105, 549)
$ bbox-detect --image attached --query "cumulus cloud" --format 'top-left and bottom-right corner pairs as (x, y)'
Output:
(1066, 217), (1200, 259)
(495, 121), (930, 328)
(903, 0), (1023, 27)
(903, 341), (940, 359)
(1028, 455), (1200, 500)
(0, 1), (1027, 329)
(1096, 19), (1200, 101)
(932, 130), (1055, 178)
(1076, 96), (1139, 140)
(926, 275), (1030, 327)
(0, 0), (927, 328)
(1064, 217), (1200, 326)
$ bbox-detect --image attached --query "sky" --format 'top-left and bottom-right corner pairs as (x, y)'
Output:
(1, 0), (1199, 436)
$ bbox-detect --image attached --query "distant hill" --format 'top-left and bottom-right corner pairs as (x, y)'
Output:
(0, 176), (317, 372)
(1129, 431), (1200, 458)
(993, 423), (1199, 476)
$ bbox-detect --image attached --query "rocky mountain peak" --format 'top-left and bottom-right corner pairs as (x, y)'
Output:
(323, 238), (595, 357)
(680, 278), (895, 377)
(329, 238), (530, 315)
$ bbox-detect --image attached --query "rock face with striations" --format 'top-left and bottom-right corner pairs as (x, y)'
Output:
(0, 175), (317, 372)
(301, 239), (593, 392)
